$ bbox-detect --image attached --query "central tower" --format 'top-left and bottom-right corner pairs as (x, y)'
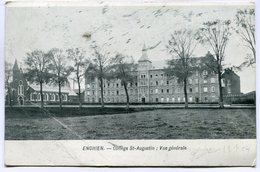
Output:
(137, 44), (152, 103)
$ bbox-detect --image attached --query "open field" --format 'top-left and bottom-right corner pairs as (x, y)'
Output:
(5, 107), (256, 140)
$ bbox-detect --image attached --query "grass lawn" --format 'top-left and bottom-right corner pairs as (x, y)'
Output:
(5, 107), (256, 140)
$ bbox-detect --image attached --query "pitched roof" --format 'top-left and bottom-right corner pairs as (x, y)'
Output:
(28, 83), (77, 96)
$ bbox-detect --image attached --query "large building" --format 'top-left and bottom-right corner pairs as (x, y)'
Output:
(84, 46), (241, 104)
(6, 60), (77, 105)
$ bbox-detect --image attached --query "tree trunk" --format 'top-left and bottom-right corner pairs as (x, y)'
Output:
(217, 65), (224, 108)
(183, 79), (188, 108)
(100, 77), (104, 108)
(8, 86), (12, 108)
(77, 76), (82, 109)
(40, 82), (44, 109)
(58, 82), (62, 109)
(123, 81), (130, 110)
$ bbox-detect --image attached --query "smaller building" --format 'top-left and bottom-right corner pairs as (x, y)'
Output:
(222, 68), (243, 104)
(7, 60), (77, 106)
(222, 68), (241, 95)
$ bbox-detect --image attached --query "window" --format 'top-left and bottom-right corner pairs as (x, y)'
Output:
(211, 86), (215, 92)
(161, 89), (164, 93)
(203, 70), (208, 76)
(167, 80), (169, 85)
(141, 75), (146, 79)
(189, 88), (192, 93)
(44, 93), (49, 101)
(92, 90), (95, 95)
(203, 87), (208, 92)
(189, 96), (193, 102)
(195, 70), (199, 76)
(167, 89), (169, 93)
(166, 98), (169, 102)
(55, 94), (59, 101)
(150, 75), (153, 78)
(38, 93), (41, 101)
(227, 87), (231, 94)
(63, 94), (67, 101)
(87, 84), (90, 88)
(155, 74), (158, 77)
(211, 78), (215, 83)
(150, 89), (153, 94)
(203, 79), (207, 84)
(204, 97), (208, 102)
(172, 97), (175, 102)
(195, 87), (198, 93)
(155, 98), (159, 102)
(189, 78), (193, 84)
(161, 98), (164, 102)
(87, 91), (90, 95)
(178, 97), (181, 102)
(50, 94), (55, 101)
(18, 80), (24, 95)
(108, 83), (110, 87)
(227, 79), (231, 85)
(117, 90), (119, 95)
(116, 83), (119, 87)
(156, 81), (159, 86)
(161, 74), (164, 77)
(160, 80), (164, 85)
(32, 93), (37, 101)
(195, 78), (198, 84)
(155, 89), (158, 94)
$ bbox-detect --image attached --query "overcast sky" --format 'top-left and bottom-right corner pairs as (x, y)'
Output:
(5, 2), (255, 93)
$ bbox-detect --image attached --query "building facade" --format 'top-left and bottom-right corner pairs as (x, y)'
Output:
(84, 47), (239, 104)
(7, 60), (77, 105)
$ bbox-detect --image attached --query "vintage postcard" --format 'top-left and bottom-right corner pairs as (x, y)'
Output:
(4, 0), (256, 166)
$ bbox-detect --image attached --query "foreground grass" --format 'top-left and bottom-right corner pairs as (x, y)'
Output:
(5, 108), (256, 140)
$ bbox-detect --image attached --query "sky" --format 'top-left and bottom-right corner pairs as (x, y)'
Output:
(5, 1), (255, 93)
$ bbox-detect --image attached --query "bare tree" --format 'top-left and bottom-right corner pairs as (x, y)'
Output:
(24, 50), (52, 108)
(87, 44), (111, 108)
(200, 19), (231, 108)
(166, 29), (199, 108)
(235, 8), (255, 68)
(67, 48), (88, 109)
(109, 53), (137, 110)
(5, 61), (13, 107)
(49, 48), (73, 109)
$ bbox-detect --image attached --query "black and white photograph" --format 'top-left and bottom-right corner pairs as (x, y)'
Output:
(3, 0), (257, 167)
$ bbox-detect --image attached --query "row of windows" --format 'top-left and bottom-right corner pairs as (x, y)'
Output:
(86, 95), (217, 103)
(86, 97), (138, 103)
(87, 77), (217, 89)
(86, 82), (138, 89)
(141, 70), (215, 80)
(87, 86), (216, 96)
(30, 93), (68, 101)
(151, 95), (216, 102)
